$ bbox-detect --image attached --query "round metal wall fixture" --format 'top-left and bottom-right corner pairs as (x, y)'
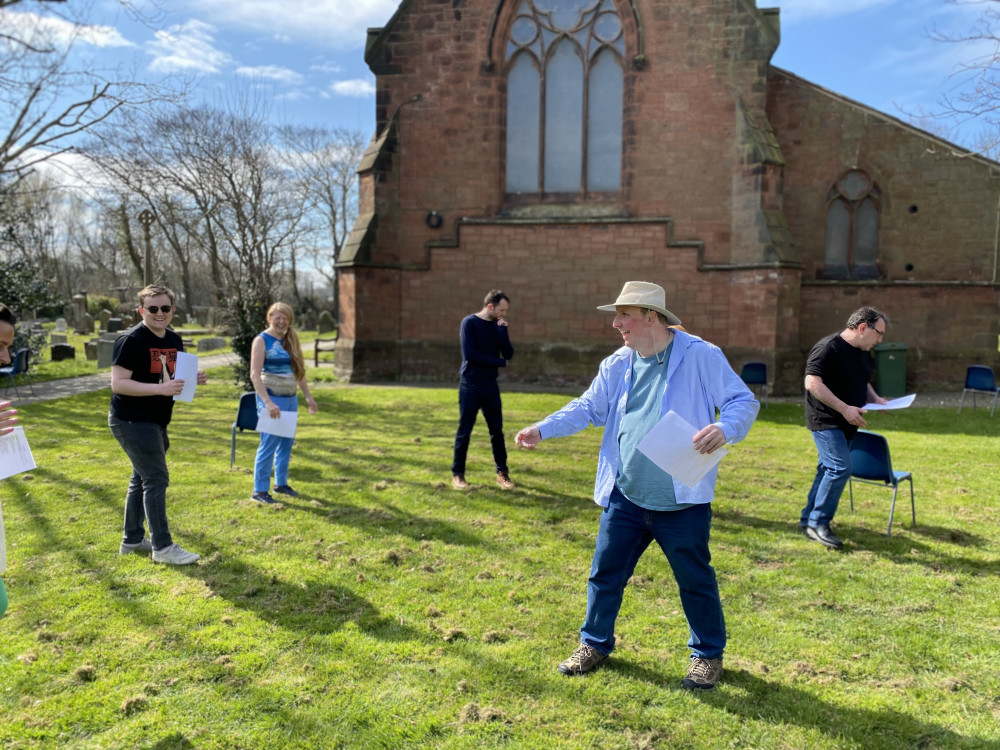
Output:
(426, 211), (443, 229)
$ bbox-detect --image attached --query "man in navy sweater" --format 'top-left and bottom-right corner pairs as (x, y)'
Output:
(451, 289), (515, 490)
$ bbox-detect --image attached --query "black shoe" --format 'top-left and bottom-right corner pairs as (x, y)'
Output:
(806, 524), (843, 549)
(252, 491), (276, 504)
(273, 485), (299, 497)
(799, 523), (809, 536)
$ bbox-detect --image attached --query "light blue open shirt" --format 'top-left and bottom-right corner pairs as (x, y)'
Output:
(535, 330), (760, 507)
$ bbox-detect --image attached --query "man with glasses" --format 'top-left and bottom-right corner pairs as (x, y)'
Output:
(109, 284), (206, 564)
(802, 306), (889, 548)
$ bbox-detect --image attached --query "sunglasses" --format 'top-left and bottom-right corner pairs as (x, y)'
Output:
(143, 305), (172, 314)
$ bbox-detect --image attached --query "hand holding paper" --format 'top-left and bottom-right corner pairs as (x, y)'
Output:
(863, 394), (915, 411)
(635, 411), (728, 488)
(172, 351), (199, 402)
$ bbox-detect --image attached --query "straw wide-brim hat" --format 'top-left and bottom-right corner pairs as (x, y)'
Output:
(596, 281), (682, 326)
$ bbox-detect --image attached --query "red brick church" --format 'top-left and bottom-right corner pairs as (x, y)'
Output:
(335, 0), (1000, 393)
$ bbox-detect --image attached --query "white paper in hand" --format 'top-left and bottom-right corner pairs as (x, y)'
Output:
(256, 410), (298, 438)
(172, 351), (199, 402)
(0, 426), (36, 480)
(635, 410), (728, 488)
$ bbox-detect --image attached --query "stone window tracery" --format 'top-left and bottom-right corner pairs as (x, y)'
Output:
(824, 169), (880, 279)
(504, 0), (625, 196)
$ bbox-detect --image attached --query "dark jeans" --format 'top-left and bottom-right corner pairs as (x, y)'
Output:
(581, 486), (726, 660)
(109, 416), (173, 550)
(451, 385), (507, 476)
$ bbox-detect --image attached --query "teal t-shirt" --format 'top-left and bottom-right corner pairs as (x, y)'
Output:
(616, 343), (683, 511)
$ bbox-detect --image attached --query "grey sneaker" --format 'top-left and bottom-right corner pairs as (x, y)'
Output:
(152, 543), (200, 565)
(252, 491), (276, 504)
(273, 485), (299, 497)
(119, 538), (153, 555)
(681, 657), (723, 690)
(557, 644), (608, 675)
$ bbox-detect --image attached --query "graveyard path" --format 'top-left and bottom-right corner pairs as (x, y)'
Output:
(5, 352), (239, 406)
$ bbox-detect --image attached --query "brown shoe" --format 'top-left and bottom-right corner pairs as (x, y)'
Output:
(496, 472), (515, 490)
(558, 644), (608, 675)
(451, 474), (469, 490)
(681, 657), (723, 690)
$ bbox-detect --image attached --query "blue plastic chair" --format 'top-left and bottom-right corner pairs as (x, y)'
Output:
(847, 430), (915, 537)
(739, 361), (768, 408)
(957, 365), (998, 418)
(0, 348), (35, 398)
(230, 392), (259, 468)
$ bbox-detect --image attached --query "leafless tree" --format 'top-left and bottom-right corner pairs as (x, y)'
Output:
(278, 125), (365, 311)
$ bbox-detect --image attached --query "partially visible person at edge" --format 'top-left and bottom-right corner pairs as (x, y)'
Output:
(451, 289), (516, 491)
(1, 302), (19, 617)
(248, 302), (317, 504)
(109, 285), (207, 565)
(801, 306), (889, 550)
(514, 281), (759, 691)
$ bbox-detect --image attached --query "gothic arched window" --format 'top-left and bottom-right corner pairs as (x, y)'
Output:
(505, 0), (625, 196)
(824, 169), (880, 280)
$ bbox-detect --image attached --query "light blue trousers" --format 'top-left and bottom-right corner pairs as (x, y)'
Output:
(253, 394), (298, 493)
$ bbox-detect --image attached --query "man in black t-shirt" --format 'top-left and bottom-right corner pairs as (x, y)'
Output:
(801, 306), (889, 548)
(109, 284), (206, 565)
(450, 289), (515, 491)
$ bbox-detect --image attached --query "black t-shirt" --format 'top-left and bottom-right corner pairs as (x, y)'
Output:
(804, 332), (874, 438)
(109, 323), (183, 427)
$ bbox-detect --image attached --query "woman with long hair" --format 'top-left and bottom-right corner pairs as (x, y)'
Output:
(248, 302), (318, 503)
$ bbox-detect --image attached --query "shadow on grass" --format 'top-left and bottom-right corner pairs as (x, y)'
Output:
(714, 507), (996, 575)
(699, 668), (997, 749)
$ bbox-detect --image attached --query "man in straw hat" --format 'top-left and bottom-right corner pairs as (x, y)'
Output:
(515, 281), (758, 690)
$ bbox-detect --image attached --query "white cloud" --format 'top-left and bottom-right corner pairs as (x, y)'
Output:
(310, 61), (344, 74)
(172, 0), (400, 47)
(330, 78), (376, 97)
(235, 65), (305, 84)
(147, 20), (233, 74)
(0, 9), (133, 50)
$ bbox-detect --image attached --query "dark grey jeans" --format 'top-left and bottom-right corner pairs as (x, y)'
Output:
(109, 416), (173, 550)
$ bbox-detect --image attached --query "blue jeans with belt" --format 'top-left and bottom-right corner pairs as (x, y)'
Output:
(254, 393), (298, 493)
(581, 486), (726, 660)
(802, 428), (853, 528)
(109, 416), (173, 550)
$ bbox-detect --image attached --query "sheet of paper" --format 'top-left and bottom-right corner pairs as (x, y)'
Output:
(863, 394), (916, 411)
(172, 351), (199, 402)
(256, 409), (298, 438)
(0, 426), (37, 481)
(635, 410), (728, 488)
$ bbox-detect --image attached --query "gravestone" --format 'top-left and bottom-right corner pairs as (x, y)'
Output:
(97, 339), (116, 368)
(106, 318), (123, 333)
(98, 309), (112, 330)
(71, 294), (87, 333)
(317, 310), (336, 334)
(50, 332), (67, 345)
(81, 313), (95, 335)
(85, 340), (98, 361)
(54, 318), (68, 332)
(172, 308), (186, 326)
(50, 343), (76, 361)
(299, 310), (317, 331)
(197, 337), (227, 352)
(100, 331), (120, 342)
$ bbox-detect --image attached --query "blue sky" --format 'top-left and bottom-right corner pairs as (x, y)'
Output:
(9, 0), (999, 147)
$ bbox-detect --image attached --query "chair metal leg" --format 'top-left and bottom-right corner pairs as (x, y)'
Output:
(848, 478), (854, 512)
(908, 477), (916, 528)
(958, 389), (967, 413)
(991, 391), (998, 418)
(230, 426), (237, 469)
(887, 484), (899, 537)
(764, 384), (769, 410)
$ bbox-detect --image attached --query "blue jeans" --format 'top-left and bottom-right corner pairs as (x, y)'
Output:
(451, 385), (507, 476)
(581, 486), (726, 660)
(254, 394), (298, 493)
(109, 416), (172, 550)
(802, 428), (853, 528)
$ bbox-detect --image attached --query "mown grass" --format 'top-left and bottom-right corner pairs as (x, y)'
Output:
(0, 381), (998, 749)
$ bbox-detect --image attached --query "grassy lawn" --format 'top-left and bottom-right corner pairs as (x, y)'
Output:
(0, 383), (998, 749)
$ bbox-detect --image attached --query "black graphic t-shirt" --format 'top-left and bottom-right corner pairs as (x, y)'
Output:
(110, 323), (184, 427)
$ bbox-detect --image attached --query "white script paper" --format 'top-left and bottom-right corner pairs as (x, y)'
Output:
(256, 410), (298, 439)
(635, 410), (728, 488)
(0, 426), (37, 481)
(172, 351), (199, 403)
(863, 394), (916, 411)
